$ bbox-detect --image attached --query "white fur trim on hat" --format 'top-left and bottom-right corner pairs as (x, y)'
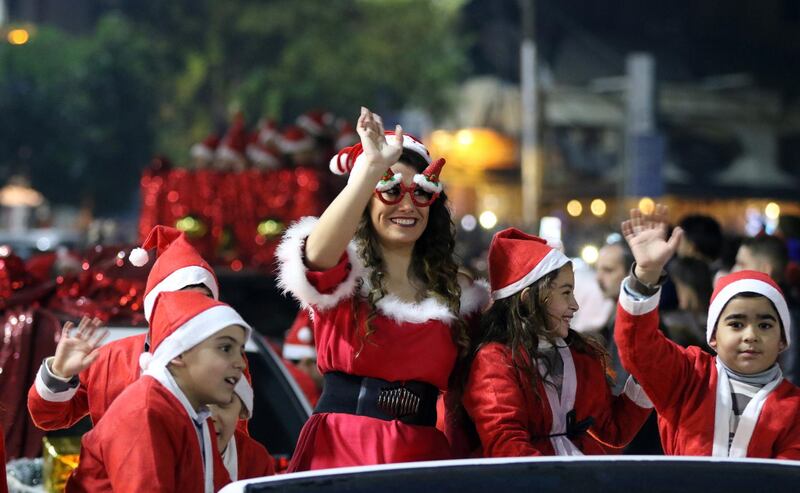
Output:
(706, 278), (792, 348)
(143, 266), (220, 323)
(234, 377), (254, 419)
(275, 216), (365, 311)
(129, 247), (149, 267)
(190, 143), (214, 161)
(217, 145), (245, 163)
(329, 153), (349, 175)
(460, 279), (491, 315)
(412, 173), (443, 195)
(142, 305), (252, 371)
(282, 343), (317, 361)
(491, 249), (571, 300)
(278, 135), (315, 154)
(246, 145), (280, 169)
(399, 135), (432, 164)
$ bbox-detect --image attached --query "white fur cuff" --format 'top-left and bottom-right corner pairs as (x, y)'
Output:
(623, 375), (654, 409)
(275, 216), (365, 310)
(617, 277), (661, 316)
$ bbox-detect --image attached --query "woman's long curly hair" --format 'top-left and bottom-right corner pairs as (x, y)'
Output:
(352, 150), (468, 357)
(468, 264), (610, 398)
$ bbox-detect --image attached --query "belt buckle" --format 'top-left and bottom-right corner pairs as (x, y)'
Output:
(376, 385), (421, 420)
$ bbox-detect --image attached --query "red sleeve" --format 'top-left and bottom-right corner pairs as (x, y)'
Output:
(235, 430), (276, 479)
(463, 344), (541, 457)
(304, 251), (351, 294)
(614, 299), (698, 413)
(27, 371), (91, 431)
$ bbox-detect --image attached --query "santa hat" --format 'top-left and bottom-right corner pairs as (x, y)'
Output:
(139, 291), (252, 371)
(246, 133), (282, 170)
(216, 114), (248, 164)
(282, 310), (316, 360)
(129, 225), (219, 322)
(233, 376), (254, 419)
(296, 110), (335, 137)
(190, 133), (220, 161)
(329, 130), (431, 176)
(334, 120), (359, 150)
(257, 118), (279, 146)
(277, 125), (315, 155)
(707, 270), (791, 348)
(488, 228), (570, 300)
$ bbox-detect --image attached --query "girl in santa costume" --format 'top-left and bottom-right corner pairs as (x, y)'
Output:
(210, 377), (276, 481)
(66, 291), (250, 492)
(462, 228), (653, 456)
(275, 107), (489, 471)
(615, 204), (800, 458)
(27, 226), (221, 430)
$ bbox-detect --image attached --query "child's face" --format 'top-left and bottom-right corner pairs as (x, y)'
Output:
(176, 324), (247, 410)
(544, 265), (579, 338)
(368, 162), (430, 249)
(209, 394), (244, 453)
(710, 295), (785, 374)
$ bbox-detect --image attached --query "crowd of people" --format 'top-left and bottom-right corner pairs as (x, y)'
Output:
(3, 106), (800, 492)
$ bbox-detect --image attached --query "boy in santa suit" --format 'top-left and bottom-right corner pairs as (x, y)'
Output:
(282, 309), (322, 406)
(27, 225), (220, 430)
(615, 204), (800, 458)
(210, 377), (275, 481)
(66, 291), (251, 492)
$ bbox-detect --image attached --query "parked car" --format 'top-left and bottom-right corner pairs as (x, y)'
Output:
(218, 456), (800, 493)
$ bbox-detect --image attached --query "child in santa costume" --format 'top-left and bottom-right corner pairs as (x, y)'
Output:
(614, 204), (800, 458)
(282, 308), (323, 406)
(276, 107), (489, 471)
(210, 377), (275, 481)
(27, 226), (220, 430)
(462, 228), (653, 456)
(66, 291), (250, 493)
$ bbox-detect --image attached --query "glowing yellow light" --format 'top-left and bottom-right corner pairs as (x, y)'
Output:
(590, 199), (607, 217)
(566, 200), (583, 217)
(765, 202), (781, 220)
(456, 129), (474, 146)
(479, 211), (498, 229)
(257, 219), (284, 237)
(581, 245), (600, 264)
(8, 29), (30, 45)
(638, 197), (655, 215)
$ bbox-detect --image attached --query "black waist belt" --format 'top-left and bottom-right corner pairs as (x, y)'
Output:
(315, 372), (439, 426)
(534, 410), (595, 440)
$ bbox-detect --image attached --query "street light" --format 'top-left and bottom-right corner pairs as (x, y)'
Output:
(7, 28), (29, 45)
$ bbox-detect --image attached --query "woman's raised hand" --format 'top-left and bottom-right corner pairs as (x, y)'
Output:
(621, 203), (683, 285)
(50, 316), (108, 379)
(356, 106), (404, 172)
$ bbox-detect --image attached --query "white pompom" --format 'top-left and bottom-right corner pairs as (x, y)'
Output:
(329, 154), (347, 175)
(129, 247), (149, 267)
(297, 326), (313, 343)
(139, 351), (154, 370)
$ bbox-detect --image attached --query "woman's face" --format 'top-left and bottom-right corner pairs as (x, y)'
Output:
(368, 162), (431, 249)
(543, 265), (579, 338)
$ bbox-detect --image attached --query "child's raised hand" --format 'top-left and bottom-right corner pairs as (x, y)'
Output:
(355, 106), (404, 172)
(621, 203), (683, 285)
(51, 316), (108, 379)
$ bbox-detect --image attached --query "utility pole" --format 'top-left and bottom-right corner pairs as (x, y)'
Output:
(520, 0), (540, 228)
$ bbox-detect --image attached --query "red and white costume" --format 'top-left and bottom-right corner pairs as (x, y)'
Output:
(67, 291), (253, 492)
(464, 341), (652, 456)
(614, 270), (800, 458)
(221, 375), (275, 481)
(463, 228), (652, 457)
(276, 217), (490, 471)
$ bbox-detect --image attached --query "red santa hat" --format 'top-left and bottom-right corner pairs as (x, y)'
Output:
(488, 228), (571, 300)
(129, 225), (219, 322)
(296, 110), (335, 137)
(257, 118), (279, 146)
(216, 114), (248, 164)
(233, 376), (254, 419)
(139, 291), (252, 371)
(329, 130), (431, 176)
(246, 133), (282, 170)
(707, 270), (791, 348)
(282, 310), (316, 360)
(190, 133), (220, 161)
(277, 125), (315, 155)
(334, 120), (359, 150)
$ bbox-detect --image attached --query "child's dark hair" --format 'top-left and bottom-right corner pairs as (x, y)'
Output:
(472, 264), (610, 397)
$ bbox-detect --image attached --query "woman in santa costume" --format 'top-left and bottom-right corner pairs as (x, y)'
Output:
(615, 204), (800, 458)
(462, 228), (653, 456)
(27, 226), (220, 430)
(66, 291), (250, 492)
(275, 107), (489, 471)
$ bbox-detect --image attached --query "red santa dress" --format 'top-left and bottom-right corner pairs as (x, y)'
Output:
(276, 217), (489, 471)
